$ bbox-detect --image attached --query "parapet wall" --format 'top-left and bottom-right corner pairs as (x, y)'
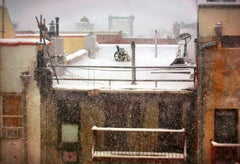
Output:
(96, 32), (176, 44)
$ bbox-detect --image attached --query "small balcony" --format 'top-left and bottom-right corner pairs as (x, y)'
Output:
(211, 140), (240, 164)
(92, 126), (187, 163)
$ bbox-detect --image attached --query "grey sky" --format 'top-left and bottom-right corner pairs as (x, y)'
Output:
(4, 0), (197, 36)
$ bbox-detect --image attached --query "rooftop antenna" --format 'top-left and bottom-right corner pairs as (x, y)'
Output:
(35, 15), (59, 84)
(170, 33), (191, 65)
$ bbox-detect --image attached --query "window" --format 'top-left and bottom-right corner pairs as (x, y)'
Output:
(61, 124), (79, 143)
(214, 109), (238, 143)
(214, 109), (239, 162)
(56, 98), (81, 152)
(1, 95), (23, 139)
(222, 36), (240, 48)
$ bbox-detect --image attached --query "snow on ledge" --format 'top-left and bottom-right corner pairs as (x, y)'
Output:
(211, 141), (240, 147)
(92, 126), (185, 132)
(66, 49), (88, 64)
(53, 83), (194, 93)
(0, 38), (50, 46)
(59, 33), (88, 37)
(16, 33), (88, 37)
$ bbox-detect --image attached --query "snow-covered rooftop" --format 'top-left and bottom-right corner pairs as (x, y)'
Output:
(53, 44), (196, 91)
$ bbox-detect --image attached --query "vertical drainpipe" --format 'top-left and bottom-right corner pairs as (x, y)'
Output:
(2, 0), (5, 38)
(194, 39), (197, 87)
(197, 41), (216, 164)
(131, 41), (136, 84)
(22, 85), (28, 164)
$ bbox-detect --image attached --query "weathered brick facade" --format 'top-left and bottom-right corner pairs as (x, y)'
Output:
(36, 85), (197, 163)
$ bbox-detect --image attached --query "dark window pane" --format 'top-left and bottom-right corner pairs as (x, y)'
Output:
(214, 109), (238, 143)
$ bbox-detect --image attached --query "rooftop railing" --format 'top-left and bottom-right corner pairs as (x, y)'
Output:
(53, 65), (196, 89)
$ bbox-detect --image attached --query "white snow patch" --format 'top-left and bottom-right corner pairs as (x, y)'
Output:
(59, 33), (88, 37)
(66, 49), (88, 64)
(211, 141), (240, 147)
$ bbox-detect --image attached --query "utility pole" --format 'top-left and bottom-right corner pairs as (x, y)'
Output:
(155, 30), (158, 58)
(131, 41), (136, 84)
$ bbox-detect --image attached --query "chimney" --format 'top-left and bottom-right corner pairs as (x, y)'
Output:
(55, 17), (59, 37)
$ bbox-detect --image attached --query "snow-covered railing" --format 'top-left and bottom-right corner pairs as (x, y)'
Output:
(211, 140), (240, 164)
(92, 126), (187, 162)
(53, 65), (196, 88)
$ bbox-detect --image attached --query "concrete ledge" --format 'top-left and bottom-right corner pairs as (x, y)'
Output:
(66, 49), (88, 64)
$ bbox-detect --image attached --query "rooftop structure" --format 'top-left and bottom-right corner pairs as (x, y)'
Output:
(109, 15), (135, 37)
(76, 16), (94, 31)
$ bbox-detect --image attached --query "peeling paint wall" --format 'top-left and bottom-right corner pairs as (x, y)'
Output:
(201, 48), (240, 162)
(198, 5), (240, 163)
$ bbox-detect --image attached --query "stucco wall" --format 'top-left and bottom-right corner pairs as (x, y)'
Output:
(0, 44), (41, 164)
(201, 48), (240, 162)
(26, 78), (41, 163)
(0, 45), (37, 92)
(198, 6), (240, 37)
(16, 35), (87, 55)
(0, 8), (15, 38)
(63, 36), (85, 54)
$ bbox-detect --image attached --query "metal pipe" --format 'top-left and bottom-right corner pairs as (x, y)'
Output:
(53, 65), (196, 69)
(197, 40), (217, 164)
(52, 78), (194, 82)
(131, 41), (136, 84)
(55, 17), (59, 37)
(155, 30), (158, 58)
(22, 87), (28, 164)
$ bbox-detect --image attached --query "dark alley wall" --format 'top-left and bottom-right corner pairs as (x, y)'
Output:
(39, 88), (197, 163)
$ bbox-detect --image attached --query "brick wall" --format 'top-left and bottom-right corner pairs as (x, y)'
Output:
(96, 33), (176, 44)
(1, 94), (23, 139)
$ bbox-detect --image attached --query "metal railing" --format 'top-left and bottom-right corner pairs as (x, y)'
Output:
(92, 126), (186, 162)
(53, 65), (196, 88)
(211, 140), (240, 164)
